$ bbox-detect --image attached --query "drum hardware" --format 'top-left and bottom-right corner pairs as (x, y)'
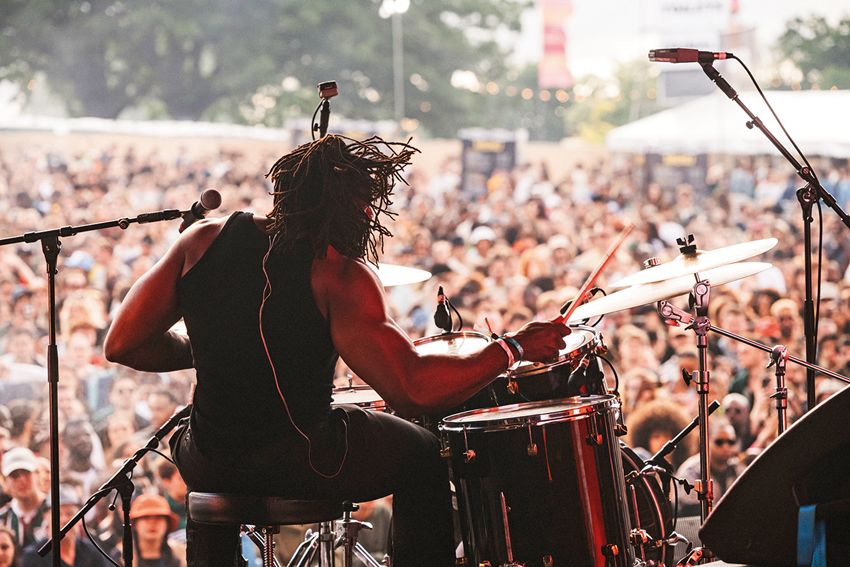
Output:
(287, 503), (383, 567)
(646, 400), (721, 472)
(676, 546), (705, 567)
(526, 422), (537, 457)
(499, 493), (517, 566)
(586, 414), (603, 446)
(460, 424), (476, 463)
(766, 345), (790, 434)
(656, 275), (715, 525)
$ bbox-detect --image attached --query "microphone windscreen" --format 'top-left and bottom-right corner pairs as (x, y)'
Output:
(200, 188), (222, 211)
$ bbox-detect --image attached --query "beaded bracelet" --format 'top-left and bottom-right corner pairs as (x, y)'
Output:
(494, 338), (515, 367)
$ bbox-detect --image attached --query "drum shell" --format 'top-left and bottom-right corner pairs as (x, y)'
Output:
(442, 397), (633, 567)
(620, 442), (675, 566)
(505, 325), (608, 402)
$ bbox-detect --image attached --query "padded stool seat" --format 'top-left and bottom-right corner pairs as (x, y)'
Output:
(188, 492), (344, 526)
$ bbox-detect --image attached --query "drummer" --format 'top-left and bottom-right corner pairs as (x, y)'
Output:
(104, 135), (570, 567)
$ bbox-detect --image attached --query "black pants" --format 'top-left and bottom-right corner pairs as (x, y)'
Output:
(172, 406), (456, 567)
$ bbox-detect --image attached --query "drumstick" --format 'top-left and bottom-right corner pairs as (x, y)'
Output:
(555, 220), (634, 324)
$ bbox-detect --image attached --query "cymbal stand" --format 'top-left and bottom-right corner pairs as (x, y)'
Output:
(658, 276), (714, 525)
(767, 346), (789, 434)
(703, 327), (849, 437)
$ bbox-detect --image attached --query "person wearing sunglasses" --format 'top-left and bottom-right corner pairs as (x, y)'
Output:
(674, 419), (745, 517)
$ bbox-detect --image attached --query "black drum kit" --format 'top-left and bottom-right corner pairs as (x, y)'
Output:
(327, 232), (850, 567)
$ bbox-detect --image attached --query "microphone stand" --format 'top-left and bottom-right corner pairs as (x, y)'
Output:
(0, 205), (201, 567)
(37, 405), (192, 566)
(700, 62), (850, 413)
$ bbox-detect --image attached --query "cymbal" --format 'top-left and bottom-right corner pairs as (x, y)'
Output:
(567, 262), (771, 322)
(368, 263), (432, 287)
(610, 238), (777, 288)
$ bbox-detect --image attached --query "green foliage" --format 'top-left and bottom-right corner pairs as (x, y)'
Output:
(776, 15), (850, 89)
(0, 0), (531, 136)
(0, 0), (665, 140)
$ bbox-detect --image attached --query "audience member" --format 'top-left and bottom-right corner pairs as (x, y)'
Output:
(0, 449), (47, 549)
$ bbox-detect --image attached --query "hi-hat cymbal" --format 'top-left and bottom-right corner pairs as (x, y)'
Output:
(368, 263), (432, 287)
(567, 262), (771, 322)
(610, 238), (777, 288)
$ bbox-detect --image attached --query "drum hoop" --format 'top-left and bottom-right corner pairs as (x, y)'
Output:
(508, 325), (602, 378)
(440, 395), (618, 432)
(331, 385), (388, 410)
(413, 331), (491, 347)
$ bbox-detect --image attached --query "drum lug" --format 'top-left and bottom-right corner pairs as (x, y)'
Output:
(526, 422), (538, 456)
(440, 447), (451, 459)
(601, 543), (619, 557)
(542, 556), (553, 567)
(461, 425), (476, 463)
(586, 418), (603, 446)
(506, 376), (518, 395)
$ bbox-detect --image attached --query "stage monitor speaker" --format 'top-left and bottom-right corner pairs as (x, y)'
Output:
(700, 384), (850, 566)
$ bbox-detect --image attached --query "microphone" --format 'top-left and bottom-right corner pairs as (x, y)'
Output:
(434, 286), (452, 332)
(567, 357), (590, 393)
(179, 188), (222, 233)
(648, 48), (733, 64)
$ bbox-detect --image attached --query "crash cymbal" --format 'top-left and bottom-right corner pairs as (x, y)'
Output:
(568, 262), (771, 322)
(610, 238), (777, 288)
(368, 263), (432, 287)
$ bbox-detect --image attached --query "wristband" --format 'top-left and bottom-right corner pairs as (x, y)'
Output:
(495, 338), (515, 367)
(502, 335), (524, 361)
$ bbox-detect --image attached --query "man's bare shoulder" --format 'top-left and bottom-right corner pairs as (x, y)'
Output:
(312, 248), (384, 317)
(178, 214), (233, 275)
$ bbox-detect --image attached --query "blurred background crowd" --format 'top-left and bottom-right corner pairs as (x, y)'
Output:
(0, 138), (848, 565)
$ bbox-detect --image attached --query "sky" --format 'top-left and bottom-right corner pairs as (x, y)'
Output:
(517, 0), (850, 80)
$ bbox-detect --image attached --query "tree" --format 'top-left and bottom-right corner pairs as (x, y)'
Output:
(776, 15), (850, 89)
(0, 0), (529, 137)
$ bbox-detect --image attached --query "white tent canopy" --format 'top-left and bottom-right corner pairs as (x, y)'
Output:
(606, 90), (850, 158)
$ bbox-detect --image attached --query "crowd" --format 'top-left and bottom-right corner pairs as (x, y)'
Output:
(0, 137), (848, 565)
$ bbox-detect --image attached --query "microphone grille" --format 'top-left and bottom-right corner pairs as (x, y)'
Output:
(200, 188), (223, 210)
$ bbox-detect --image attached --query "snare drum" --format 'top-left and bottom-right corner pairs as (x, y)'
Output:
(507, 325), (607, 401)
(441, 396), (633, 567)
(331, 385), (389, 412)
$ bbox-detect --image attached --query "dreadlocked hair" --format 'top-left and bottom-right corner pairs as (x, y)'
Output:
(265, 135), (418, 264)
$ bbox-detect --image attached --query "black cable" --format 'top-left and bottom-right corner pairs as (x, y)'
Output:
(732, 56), (820, 186)
(598, 354), (619, 395)
(448, 298), (463, 332)
(588, 288), (607, 327)
(310, 100), (323, 141)
(82, 515), (123, 567)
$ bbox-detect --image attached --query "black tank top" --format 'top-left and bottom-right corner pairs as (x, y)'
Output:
(178, 211), (338, 455)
